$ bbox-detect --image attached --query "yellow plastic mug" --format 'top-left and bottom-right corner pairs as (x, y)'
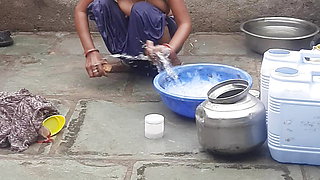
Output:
(313, 44), (320, 50)
(42, 115), (66, 136)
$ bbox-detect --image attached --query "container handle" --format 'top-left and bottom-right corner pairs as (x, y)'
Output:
(312, 72), (320, 82)
(300, 50), (320, 64)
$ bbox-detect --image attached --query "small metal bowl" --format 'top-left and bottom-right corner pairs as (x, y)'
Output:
(240, 17), (320, 54)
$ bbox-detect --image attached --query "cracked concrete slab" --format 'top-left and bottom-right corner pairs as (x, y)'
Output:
(131, 161), (303, 180)
(301, 166), (320, 180)
(183, 32), (254, 56)
(58, 100), (276, 165)
(132, 75), (160, 101)
(51, 33), (110, 56)
(0, 159), (127, 180)
(0, 54), (129, 97)
(0, 34), (57, 56)
(59, 100), (200, 156)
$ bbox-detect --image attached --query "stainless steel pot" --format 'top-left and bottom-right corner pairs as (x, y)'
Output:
(195, 80), (267, 154)
(240, 17), (320, 54)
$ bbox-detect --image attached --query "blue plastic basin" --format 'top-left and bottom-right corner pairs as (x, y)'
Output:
(153, 63), (253, 118)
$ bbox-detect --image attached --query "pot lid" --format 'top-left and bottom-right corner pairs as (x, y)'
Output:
(207, 79), (249, 104)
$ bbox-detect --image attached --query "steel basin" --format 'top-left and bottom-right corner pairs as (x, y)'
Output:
(240, 17), (320, 54)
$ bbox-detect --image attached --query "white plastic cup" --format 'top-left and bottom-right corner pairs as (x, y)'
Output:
(144, 114), (165, 139)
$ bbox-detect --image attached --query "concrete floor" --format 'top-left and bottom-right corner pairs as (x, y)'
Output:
(0, 32), (319, 180)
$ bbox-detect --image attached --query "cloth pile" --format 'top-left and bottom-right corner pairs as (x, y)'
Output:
(0, 89), (59, 152)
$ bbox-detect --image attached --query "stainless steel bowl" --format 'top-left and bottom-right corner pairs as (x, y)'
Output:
(240, 17), (320, 54)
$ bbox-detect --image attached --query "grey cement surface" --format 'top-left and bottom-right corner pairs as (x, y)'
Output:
(0, 32), (319, 179)
(0, 0), (320, 32)
(0, 158), (127, 180)
(60, 101), (199, 156)
(131, 162), (303, 180)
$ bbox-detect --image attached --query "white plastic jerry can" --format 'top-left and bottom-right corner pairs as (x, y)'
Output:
(260, 49), (300, 119)
(268, 65), (320, 165)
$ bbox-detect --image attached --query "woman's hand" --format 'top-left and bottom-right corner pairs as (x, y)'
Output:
(145, 40), (181, 66)
(85, 51), (107, 78)
(75, 0), (106, 78)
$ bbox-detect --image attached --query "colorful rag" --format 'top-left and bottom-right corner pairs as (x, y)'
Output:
(0, 89), (59, 152)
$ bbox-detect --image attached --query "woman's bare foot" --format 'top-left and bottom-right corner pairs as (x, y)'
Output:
(102, 58), (131, 73)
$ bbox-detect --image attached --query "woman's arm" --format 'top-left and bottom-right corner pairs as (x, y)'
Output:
(74, 0), (106, 77)
(167, 0), (192, 53)
(75, 0), (95, 53)
(145, 0), (191, 66)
